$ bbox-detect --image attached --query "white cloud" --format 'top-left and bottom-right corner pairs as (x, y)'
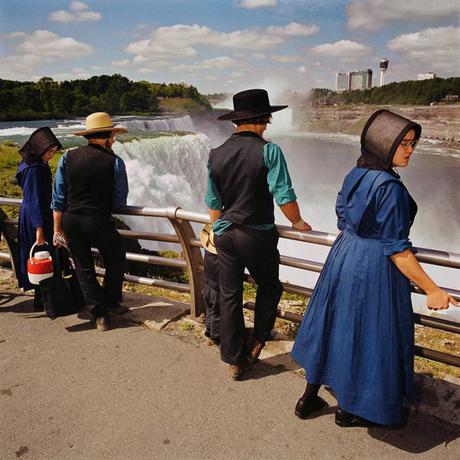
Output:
(310, 40), (372, 59)
(49, 1), (102, 23)
(347, 0), (459, 31)
(271, 54), (304, 63)
(238, 0), (277, 8)
(0, 30), (93, 79)
(298, 66), (307, 73)
(3, 31), (26, 39)
(49, 68), (92, 81)
(387, 26), (460, 75)
(126, 24), (285, 62)
(70, 1), (88, 12)
(252, 52), (267, 60)
(267, 22), (319, 36)
(16, 30), (93, 59)
(170, 56), (245, 73)
(111, 59), (131, 67)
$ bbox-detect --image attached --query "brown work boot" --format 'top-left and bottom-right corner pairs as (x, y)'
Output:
(249, 339), (265, 364)
(229, 358), (252, 381)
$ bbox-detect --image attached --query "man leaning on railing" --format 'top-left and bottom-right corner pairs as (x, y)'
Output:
(205, 89), (312, 380)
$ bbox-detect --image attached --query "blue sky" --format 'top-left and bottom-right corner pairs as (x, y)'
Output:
(0, 0), (458, 93)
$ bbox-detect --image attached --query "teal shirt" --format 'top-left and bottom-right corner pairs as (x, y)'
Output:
(205, 142), (297, 236)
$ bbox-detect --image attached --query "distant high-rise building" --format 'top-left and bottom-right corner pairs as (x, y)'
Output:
(349, 69), (372, 90)
(336, 73), (349, 92)
(418, 72), (436, 80)
(379, 58), (389, 86)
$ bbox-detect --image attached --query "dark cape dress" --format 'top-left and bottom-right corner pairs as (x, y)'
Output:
(292, 167), (417, 425)
(16, 160), (54, 291)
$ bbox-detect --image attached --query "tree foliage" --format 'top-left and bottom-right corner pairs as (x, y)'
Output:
(0, 74), (210, 121)
(310, 77), (460, 106)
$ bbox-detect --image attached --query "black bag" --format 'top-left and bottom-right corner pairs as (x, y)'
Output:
(40, 247), (84, 319)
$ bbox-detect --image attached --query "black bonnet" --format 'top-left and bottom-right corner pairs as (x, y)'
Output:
(19, 127), (62, 165)
(358, 110), (421, 171)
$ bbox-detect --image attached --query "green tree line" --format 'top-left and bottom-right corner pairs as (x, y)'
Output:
(0, 74), (211, 121)
(311, 77), (460, 106)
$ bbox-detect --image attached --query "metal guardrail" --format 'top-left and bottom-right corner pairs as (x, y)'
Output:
(1, 197), (459, 368)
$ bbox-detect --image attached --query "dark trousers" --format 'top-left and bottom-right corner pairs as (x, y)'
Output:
(215, 226), (283, 365)
(204, 252), (220, 341)
(62, 212), (125, 316)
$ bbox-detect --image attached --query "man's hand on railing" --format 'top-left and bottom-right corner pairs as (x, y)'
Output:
(292, 218), (312, 232)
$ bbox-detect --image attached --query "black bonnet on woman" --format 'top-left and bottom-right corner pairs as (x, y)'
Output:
(357, 109), (422, 175)
(19, 127), (62, 165)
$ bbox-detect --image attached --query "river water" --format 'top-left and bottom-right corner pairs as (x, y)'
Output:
(1, 115), (459, 319)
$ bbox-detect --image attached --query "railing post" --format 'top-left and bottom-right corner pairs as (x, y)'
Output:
(166, 207), (205, 317)
(0, 208), (19, 279)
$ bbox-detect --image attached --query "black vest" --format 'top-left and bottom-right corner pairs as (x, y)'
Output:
(208, 131), (274, 225)
(64, 144), (115, 216)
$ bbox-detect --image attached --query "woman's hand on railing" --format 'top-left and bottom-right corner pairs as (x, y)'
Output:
(292, 218), (312, 232)
(426, 287), (460, 310)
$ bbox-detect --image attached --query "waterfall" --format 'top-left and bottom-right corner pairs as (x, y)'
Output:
(120, 115), (196, 132)
(112, 133), (210, 250)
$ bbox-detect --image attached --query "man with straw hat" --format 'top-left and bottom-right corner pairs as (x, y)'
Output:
(51, 112), (129, 331)
(205, 89), (312, 379)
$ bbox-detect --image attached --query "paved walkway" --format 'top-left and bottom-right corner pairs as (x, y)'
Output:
(1, 290), (459, 460)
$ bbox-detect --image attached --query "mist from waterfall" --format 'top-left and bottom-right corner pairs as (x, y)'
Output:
(113, 133), (210, 250)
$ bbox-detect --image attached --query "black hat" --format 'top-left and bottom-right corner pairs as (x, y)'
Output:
(217, 89), (287, 121)
(19, 127), (62, 165)
(358, 110), (422, 171)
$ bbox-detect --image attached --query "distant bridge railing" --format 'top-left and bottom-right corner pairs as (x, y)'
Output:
(1, 196), (459, 368)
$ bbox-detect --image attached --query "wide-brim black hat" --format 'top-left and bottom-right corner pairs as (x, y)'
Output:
(217, 89), (287, 121)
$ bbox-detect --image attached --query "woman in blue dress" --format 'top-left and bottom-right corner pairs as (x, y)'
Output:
(15, 127), (62, 310)
(291, 110), (458, 427)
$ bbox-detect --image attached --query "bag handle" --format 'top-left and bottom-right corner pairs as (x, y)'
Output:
(29, 242), (50, 265)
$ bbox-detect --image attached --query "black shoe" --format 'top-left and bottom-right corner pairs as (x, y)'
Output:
(92, 314), (110, 331)
(107, 304), (129, 315)
(295, 395), (327, 420)
(335, 408), (375, 427)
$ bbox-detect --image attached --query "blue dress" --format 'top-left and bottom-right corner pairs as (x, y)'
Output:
(292, 167), (417, 426)
(16, 160), (54, 291)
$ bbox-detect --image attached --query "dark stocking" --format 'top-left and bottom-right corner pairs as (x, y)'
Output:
(33, 288), (44, 312)
(300, 383), (321, 402)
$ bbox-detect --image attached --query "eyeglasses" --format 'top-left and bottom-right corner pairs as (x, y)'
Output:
(400, 138), (418, 149)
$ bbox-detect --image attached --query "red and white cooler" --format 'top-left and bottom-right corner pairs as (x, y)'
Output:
(27, 243), (54, 285)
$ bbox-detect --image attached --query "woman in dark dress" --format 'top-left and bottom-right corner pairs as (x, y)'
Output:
(291, 110), (458, 427)
(15, 127), (62, 310)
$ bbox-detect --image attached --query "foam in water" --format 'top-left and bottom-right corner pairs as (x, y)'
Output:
(112, 133), (211, 249)
(121, 115), (196, 132)
(0, 127), (36, 136)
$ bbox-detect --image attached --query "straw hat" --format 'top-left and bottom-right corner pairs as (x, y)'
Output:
(73, 112), (128, 136)
(200, 224), (217, 255)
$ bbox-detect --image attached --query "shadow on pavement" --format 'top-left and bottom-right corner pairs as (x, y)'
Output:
(367, 413), (460, 453)
(239, 353), (294, 380)
(0, 297), (35, 313)
(0, 292), (29, 306)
